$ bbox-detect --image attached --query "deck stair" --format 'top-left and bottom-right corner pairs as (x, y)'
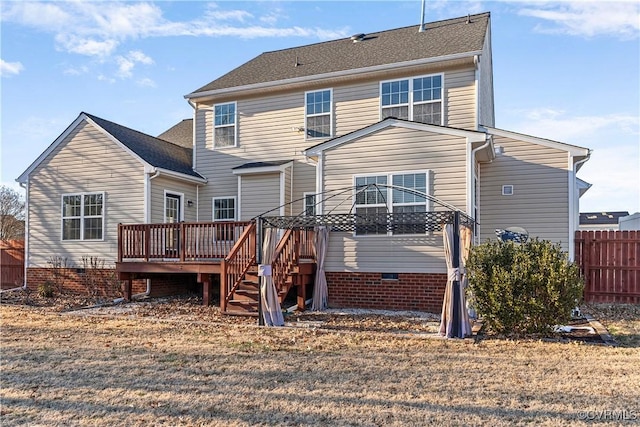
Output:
(222, 228), (316, 316)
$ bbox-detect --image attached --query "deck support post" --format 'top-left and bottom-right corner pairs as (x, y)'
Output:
(202, 275), (211, 306)
(297, 282), (306, 312)
(123, 276), (132, 302)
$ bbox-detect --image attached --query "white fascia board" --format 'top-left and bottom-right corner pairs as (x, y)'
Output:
(232, 161), (293, 175)
(304, 120), (485, 156)
(482, 126), (590, 157)
(185, 51), (481, 101)
(155, 168), (207, 184)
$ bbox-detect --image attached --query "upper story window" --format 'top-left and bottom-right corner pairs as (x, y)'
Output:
(305, 89), (332, 139)
(354, 171), (429, 236)
(381, 74), (442, 125)
(61, 192), (104, 241)
(214, 102), (236, 148)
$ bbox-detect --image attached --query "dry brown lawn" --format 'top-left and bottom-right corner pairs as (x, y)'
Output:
(1, 297), (639, 426)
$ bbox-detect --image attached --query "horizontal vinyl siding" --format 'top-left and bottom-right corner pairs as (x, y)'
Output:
(193, 67), (478, 219)
(322, 125), (469, 273)
(195, 97), (316, 219)
(240, 174), (281, 220)
(477, 28), (495, 127)
(479, 135), (571, 249)
(27, 121), (145, 268)
(445, 68), (477, 129)
(149, 176), (199, 223)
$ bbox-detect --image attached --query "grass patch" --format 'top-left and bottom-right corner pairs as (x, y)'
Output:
(1, 303), (639, 426)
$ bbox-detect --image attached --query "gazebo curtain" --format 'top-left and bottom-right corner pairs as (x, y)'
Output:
(311, 226), (329, 311)
(439, 224), (473, 338)
(260, 227), (285, 327)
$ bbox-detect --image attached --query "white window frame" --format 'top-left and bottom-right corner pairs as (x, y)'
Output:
(305, 88), (333, 140)
(213, 101), (237, 149)
(353, 170), (431, 236)
(379, 73), (443, 125)
(61, 192), (105, 241)
(212, 196), (237, 221)
(303, 192), (317, 216)
(164, 191), (184, 223)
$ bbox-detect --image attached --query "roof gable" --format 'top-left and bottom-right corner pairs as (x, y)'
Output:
(304, 118), (486, 156)
(17, 113), (204, 183)
(483, 126), (590, 157)
(188, 12), (490, 98)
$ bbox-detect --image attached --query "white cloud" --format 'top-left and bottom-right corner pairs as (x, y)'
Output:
(137, 77), (156, 88)
(1, 2), (348, 60)
(518, 1), (640, 39)
(510, 108), (639, 142)
(63, 65), (89, 76)
(115, 50), (154, 79)
(0, 59), (24, 77)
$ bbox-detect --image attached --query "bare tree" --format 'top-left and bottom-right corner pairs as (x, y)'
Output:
(0, 185), (25, 240)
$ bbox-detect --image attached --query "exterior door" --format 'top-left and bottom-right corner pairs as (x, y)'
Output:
(165, 193), (181, 256)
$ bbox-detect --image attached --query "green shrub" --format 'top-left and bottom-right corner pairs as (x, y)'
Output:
(466, 239), (583, 335)
(37, 281), (55, 298)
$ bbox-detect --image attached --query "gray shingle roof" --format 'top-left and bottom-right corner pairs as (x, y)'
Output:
(232, 160), (292, 170)
(84, 113), (203, 179)
(190, 12), (489, 95)
(580, 212), (630, 225)
(157, 119), (193, 148)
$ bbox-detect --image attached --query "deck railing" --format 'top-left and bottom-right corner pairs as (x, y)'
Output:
(117, 221), (253, 262)
(272, 229), (316, 295)
(221, 222), (257, 312)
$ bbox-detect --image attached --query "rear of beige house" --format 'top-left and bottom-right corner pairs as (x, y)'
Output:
(192, 64), (482, 222)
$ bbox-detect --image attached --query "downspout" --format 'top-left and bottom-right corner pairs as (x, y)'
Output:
(469, 135), (492, 215)
(1, 182), (29, 293)
(569, 152), (592, 261)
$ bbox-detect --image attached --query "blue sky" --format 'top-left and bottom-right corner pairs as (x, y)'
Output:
(1, 0), (639, 213)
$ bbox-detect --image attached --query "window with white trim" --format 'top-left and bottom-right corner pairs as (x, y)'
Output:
(62, 192), (104, 240)
(213, 197), (236, 221)
(354, 172), (429, 235)
(381, 74), (442, 125)
(214, 102), (236, 148)
(305, 89), (332, 138)
(303, 193), (317, 216)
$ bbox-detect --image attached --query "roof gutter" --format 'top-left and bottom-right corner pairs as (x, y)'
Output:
(185, 50), (482, 101)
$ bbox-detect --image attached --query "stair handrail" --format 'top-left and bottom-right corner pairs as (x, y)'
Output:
(221, 221), (257, 310)
(271, 229), (295, 298)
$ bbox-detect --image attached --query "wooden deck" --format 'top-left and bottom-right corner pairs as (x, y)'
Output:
(116, 221), (316, 314)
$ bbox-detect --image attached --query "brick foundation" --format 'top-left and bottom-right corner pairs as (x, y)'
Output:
(326, 272), (447, 313)
(26, 267), (146, 298)
(27, 268), (206, 301)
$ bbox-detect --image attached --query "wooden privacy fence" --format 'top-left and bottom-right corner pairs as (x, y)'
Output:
(574, 231), (640, 303)
(1, 240), (25, 289)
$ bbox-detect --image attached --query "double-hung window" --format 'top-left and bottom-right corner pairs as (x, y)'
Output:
(214, 102), (236, 148)
(354, 172), (429, 235)
(354, 175), (389, 235)
(303, 193), (317, 216)
(213, 197), (236, 221)
(305, 89), (332, 138)
(62, 192), (104, 240)
(213, 197), (237, 241)
(381, 74), (442, 125)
